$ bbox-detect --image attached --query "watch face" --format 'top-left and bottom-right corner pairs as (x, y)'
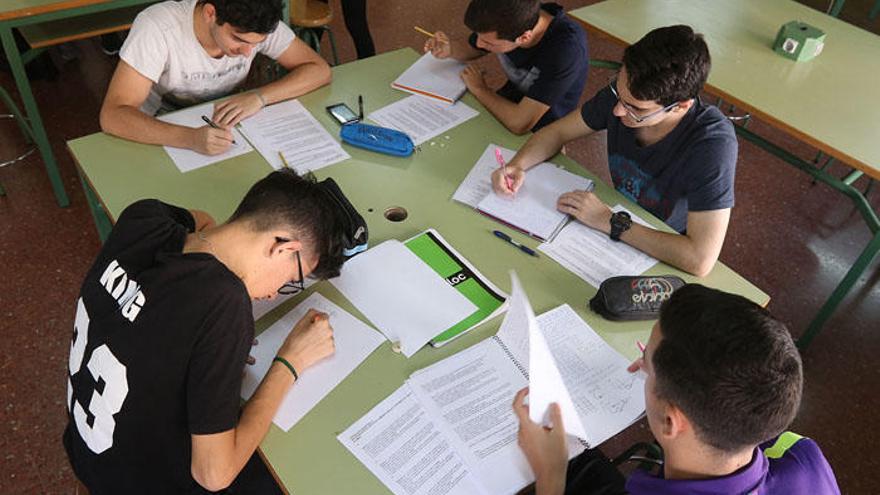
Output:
(612, 212), (632, 228)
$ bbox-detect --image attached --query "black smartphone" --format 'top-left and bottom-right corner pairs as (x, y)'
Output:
(326, 103), (360, 125)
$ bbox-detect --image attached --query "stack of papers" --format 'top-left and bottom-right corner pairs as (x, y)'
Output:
(454, 144), (593, 241)
(237, 99), (350, 173)
(392, 53), (467, 104)
(159, 99), (350, 174)
(368, 95), (478, 145)
(330, 239), (478, 357)
(538, 205), (658, 287)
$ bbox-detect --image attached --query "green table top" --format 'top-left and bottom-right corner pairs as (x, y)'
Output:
(570, 0), (880, 180)
(69, 48), (767, 494)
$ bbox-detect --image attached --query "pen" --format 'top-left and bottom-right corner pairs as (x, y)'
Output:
(493, 230), (538, 257)
(494, 148), (514, 191)
(201, 115), (237, 144)
(637, 340), (646, 353)
(414, 26), (435, 38)
(585, 181), (596, 193)
(278, 151), (290, 169)
(358, 94), (364, 121)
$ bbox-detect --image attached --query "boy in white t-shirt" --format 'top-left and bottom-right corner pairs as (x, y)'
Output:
(100, 0), (332, 156)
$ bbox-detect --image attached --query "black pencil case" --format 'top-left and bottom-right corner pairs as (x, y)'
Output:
(589, 275), (686, 321)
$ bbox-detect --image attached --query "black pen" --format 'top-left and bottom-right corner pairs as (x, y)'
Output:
(358, 95), (364, 121)
(493, 230), (539, 257)
(201, 115), (237, 144)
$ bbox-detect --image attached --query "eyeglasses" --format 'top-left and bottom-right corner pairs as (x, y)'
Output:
(608, 77), (680, 123)
(277, 239), (305, 296)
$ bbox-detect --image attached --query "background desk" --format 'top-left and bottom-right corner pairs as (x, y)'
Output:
(0, 0), (161, 207)
(570, 0), (880, 348)
(69, 48), (767, 494)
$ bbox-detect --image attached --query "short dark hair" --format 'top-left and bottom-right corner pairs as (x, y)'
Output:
(623, 25), (711, 106)
(464, 0), (541, 42)
(198, 0), (282, 34)
(652, 284), (803, 454)
(229, 170), (347, 280)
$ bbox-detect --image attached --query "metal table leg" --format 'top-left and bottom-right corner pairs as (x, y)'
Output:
(77, 168), (113, 243)
(735, 125), (880, 349)
(0, 25), (70, 207)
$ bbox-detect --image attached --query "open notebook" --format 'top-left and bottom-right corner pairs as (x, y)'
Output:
(392, 53), (467, 104)
(339, 273), (645, 495)
(454, 144), (593, 241)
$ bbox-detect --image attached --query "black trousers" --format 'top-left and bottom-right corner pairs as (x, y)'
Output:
(317, 0), (376, 59)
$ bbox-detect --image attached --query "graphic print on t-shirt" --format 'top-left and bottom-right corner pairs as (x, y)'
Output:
(498, 55), (541, 94)
(609, 154), (673, 221)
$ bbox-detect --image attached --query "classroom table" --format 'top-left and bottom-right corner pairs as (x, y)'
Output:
(570, 0), (880, 349)
(0, 0), (291, 207)
(68, 48), (768, 494)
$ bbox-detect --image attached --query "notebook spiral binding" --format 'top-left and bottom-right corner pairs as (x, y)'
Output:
(492, 336), (529, 380)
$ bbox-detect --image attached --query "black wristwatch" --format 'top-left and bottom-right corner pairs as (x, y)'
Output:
(609, 211), (632, 242)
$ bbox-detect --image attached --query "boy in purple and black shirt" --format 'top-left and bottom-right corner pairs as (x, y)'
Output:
(513, 284), (840, 495)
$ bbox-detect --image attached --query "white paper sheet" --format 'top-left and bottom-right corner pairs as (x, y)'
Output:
(535, 305), (646, 448)
(237, 99), (350, 173)
(538, 205), (658, 287)
(240, 293), (384, 431)
(408, 342), (531, 495)
(330, 240), (477, 357)
(454, 145), (592, 241)
(158, 102), (253, 173)
(338, 384), (487, 495)
(367, 95), (478, 145)
(497, 273), (587, 440)
(392, 53), (467, 104)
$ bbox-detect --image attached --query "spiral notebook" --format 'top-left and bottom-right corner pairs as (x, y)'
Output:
(339, 274), (645, 495)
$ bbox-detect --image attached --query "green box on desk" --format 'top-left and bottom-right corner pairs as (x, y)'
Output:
(773, 21), (826, 61)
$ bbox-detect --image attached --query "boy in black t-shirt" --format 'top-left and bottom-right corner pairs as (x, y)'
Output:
(64, 170), (352, 494)
(425, 0), (588, 134)
(491, 25), (737, 277)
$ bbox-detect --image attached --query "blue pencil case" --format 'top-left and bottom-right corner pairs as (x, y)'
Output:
(340, 123), (414, 157)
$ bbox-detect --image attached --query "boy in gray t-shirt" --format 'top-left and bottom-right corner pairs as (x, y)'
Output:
(492, 25), (737, 277)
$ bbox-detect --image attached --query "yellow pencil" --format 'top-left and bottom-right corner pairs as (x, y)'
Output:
(278, 151), (290, 169)
(414, 26), (435, 38)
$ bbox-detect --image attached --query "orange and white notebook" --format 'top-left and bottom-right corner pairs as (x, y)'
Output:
(391, 53), (467, 104)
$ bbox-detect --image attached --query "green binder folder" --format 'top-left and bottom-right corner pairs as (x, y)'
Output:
(404, 229), (508, 346)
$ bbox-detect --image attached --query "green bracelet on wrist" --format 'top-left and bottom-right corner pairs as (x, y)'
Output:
(273, 356), (298, 381)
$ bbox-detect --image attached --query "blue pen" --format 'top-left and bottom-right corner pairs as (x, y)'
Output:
(493, 230), (539, 257)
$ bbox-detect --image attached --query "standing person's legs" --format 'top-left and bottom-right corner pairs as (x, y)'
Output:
(340, 0), (375, 59)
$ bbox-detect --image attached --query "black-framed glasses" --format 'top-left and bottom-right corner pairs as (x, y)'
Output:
(277, 240), (305, 295)
(608, 77), (680, 123)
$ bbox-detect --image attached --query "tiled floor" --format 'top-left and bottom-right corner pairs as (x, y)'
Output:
(1, 0), (878, 493)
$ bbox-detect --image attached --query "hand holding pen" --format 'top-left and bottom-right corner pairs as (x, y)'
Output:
(491, 156), (525, 196)
(418, 26), (452, 59)
(190, 115), (235, 155)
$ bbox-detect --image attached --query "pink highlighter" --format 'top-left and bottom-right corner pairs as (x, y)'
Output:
(494, 148), (514, 191)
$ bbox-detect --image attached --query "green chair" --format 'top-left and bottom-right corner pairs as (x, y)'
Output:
(0, 85), (38, 196)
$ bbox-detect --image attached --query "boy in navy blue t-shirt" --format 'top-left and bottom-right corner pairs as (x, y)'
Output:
(425, 0), (588, 135)
(493, 25), (735, 277)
